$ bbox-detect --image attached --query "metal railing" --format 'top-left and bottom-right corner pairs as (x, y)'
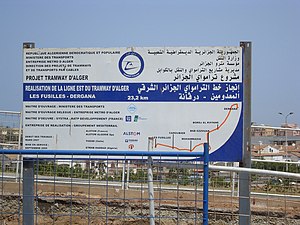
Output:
(1, 149), (300, 224)
(1, 147), (209, 225)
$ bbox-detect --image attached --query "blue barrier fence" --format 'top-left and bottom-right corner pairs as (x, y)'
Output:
(1, 145), (209, 225)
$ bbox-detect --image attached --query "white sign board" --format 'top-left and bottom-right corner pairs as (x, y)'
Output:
(23, 47), (243, 161)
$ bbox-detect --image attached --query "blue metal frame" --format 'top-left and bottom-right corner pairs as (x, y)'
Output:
(203, 143), (209, 225)
(1, 149), (203, 157)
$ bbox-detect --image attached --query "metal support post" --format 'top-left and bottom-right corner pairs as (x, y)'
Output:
(121, 161), (125, 190)
(16, 112), (22, 182)
(21, 43), (35, 184)
(239, 41), (252, 225)
(203, 143), (209, 225)
(23, 159), (34, 225)
(147, 137), (155, 225)
(22, 43), (36, 225)
(232, 162), (239, 197)
(126, 160), (130, 189)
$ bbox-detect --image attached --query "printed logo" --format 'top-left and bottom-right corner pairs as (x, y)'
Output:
(125, 139), (139, 143)
(123, 131), (141, 136)
(119, 52), (144, 78)
(128, 144), (135, 150)
(125, 116), (132, 122)
(136, 115), (148, 121)
(127, 104), (137, 114)
(126, 114), (148, 123)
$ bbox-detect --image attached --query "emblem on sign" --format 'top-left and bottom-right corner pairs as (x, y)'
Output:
(118, 51), (144, 78)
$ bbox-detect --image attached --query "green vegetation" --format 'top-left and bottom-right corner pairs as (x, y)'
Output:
(34, 161), (105, 179)
(252, 161), (300, 173)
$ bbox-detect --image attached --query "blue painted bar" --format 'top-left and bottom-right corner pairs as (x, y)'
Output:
(203, 143), (209, 225)
(0, 150), (204, 157)
(23, 82), (242, 102)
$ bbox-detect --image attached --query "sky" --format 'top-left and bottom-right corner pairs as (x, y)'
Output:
(0, 0), (299, 126)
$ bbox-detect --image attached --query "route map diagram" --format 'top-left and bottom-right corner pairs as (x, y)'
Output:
(155, 103), (239, 152)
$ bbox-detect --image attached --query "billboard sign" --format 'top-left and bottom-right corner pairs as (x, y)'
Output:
(23, 46), (243, 161)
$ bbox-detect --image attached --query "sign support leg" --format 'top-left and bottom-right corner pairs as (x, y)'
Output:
(239, 41), (252, 225)
(23, 159), (34, 225)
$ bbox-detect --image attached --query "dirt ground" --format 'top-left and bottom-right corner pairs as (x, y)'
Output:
(1, 182), (299, 224)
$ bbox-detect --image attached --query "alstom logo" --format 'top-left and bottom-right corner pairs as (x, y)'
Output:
(123, 131), (141, 136)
